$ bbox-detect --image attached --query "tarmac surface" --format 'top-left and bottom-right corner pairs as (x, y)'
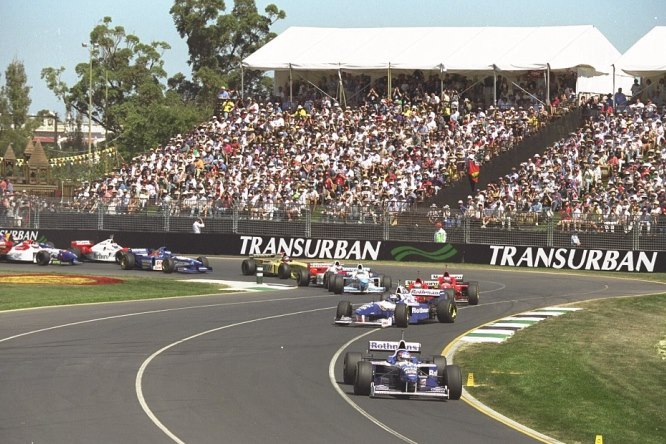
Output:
(0, 258), (664, 444)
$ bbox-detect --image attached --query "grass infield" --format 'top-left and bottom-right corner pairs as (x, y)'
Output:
(455, 291), (666, 444)
(0, 273), (225, 311)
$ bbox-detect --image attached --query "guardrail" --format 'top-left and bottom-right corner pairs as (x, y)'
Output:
(2, 198), (664, 252)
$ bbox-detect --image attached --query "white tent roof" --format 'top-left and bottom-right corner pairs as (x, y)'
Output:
(243, 26), (619, 76)
(616, 26), (666, 78)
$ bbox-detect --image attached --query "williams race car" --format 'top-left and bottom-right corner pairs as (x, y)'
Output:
(406, 272), (480, 305)
(69, 237), (128, 263)
(342, 338), (462, 400)
(3, 240), (81, 265)
(327, 264), (392, 295)
(118, 247), (211, 273)
(240, 254), (311, 286)
(334, 286), (457, 328)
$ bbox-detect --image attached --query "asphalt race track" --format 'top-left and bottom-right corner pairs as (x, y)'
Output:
(1, 258), (664, 444)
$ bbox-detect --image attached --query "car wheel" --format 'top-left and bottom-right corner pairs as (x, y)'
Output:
(119, 252), (135, 270)
(296, 269), (310, 286)
(437, 298), (457, 323)
(241, 259), (256, 275)
(336, 300), (352, 320)
(69, 246), (82, 261)
(323, 271), (334, 289)
(354, 361), (373, 396)
(381, 275), (392, 291)
(197, 256), (210, 269)
(434, 356), (448, 381)
(444, 364), (463, 400)
(36, 250), (51, 266)
(343, 352), (362, 384)
(444, 288), (455, 300)
(394, 303), (409, 328)
(327, 274), (339, 293)
(114, 250), (125, 264)
(162, 257), (176, 273)
(332, 274), (344, 294)
(467, 281), (480, 305)
(278, 263), (291, 279)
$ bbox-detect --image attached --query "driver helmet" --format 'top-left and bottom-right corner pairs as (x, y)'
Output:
(357, 264), (364, 271)
(334, 260), (341, 267)
(444, 271), (450, 277)
(397, 350), (412, 363)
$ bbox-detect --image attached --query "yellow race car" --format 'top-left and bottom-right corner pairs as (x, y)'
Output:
(241, 254), (311, 286)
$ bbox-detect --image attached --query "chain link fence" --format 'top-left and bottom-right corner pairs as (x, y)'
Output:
(3, 197), (665, 251)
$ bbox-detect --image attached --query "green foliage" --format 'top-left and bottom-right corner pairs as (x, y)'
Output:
(170, 0), (285, 101)
(0, 60), (38, 157)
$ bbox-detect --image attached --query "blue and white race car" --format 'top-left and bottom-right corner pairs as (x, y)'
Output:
(334, 285), (457, 328)
(117, 247), (211, 273)
(327, 264), (392, 295)
(342, 338), (462, 400)
(4, 240), (81, 265)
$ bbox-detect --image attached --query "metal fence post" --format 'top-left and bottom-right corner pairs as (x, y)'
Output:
(256, 264), (263, 284)
(164, 204), (171, 232)
(383, 208), (390, 240)
(464, 215), (470, 244)
(547, 215), (554, 247)
(97, 204), (105, 230)
(305, 205), (312, 238)
(232, 205), (239, 234)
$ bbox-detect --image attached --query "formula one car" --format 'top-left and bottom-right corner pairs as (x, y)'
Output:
(69, 237), (128, 263)
(240, 254), (311, 286)
(3, 239), (81, 265)
(118, 247), (211, 273)
(405, 272), (480, 305)
(342, 338), (462, 400)
(327, 264), (392, 295)
(334, 286), (457, 328)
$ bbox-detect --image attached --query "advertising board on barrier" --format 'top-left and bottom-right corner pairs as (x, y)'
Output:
(239, 235), (381, 260)
(0, 229), (41, 241)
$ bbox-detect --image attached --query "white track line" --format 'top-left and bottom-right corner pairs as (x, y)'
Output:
(135, 306), (334, 444)
(328, 331), (418, 444)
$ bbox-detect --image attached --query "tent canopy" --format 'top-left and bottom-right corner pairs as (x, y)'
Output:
(616, 26), (666, 78)
(243, 26), (620, 76)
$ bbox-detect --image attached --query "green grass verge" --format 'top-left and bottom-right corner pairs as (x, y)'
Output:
(455, 293), (666, 444)
(0, 274), (226, 311)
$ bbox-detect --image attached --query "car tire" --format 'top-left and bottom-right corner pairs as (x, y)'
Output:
(434, 356), (448, 381)
(323, 271), (334, 289)
(36, 250), (51, 266)
(354, 361), (373, 396)
(296, 269), (310, 286)
(114, 250), (125, 264)
(444, 364), (463, 400)
(119, 252), (135, 270)
(444, 288), (455, 300)
(394, 303), (409, 328)
(162, 257), (176, 273)
(278, 263), (291, 279)
(436, 298), (457, 323)
(343, 352), (362, 384)
(332, 274), (344, 294)
(241, 259), (256, 275)
(381, 275), (392, 291)
(327, 274), (338, 293)
(69, 246), (82, 261)
(336, 300), (352, 320)
(467, 281), (480, 305)
(197, 256), (210, 270)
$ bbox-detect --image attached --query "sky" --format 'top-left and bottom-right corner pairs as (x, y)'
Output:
(0, 0), (664, 115)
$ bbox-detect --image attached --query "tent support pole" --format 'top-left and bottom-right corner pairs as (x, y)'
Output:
(493, 65), (497, 106)
(612, 64), (616, 109)
(546, 64), (551, 111)
(240, 65), (244, 101)
(388, 63), (392, 99)
(337, 66), (347, 107)
(440, 64), (444, 97)
(289, 64), (293, 107)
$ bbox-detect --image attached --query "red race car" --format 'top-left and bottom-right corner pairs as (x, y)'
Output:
(405, 272), (479, 305)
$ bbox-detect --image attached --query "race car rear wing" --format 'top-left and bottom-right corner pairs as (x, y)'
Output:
(431, 273), (464, 280)
(408, 288), (445, 297)
(250, 253), (278, 259)
(404, 280), (441, 287)
(368, 340), (421, 353)
(309, 262), (334, 268)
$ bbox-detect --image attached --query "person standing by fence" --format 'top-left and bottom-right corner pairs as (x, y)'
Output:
(467, 155), (480, 194)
